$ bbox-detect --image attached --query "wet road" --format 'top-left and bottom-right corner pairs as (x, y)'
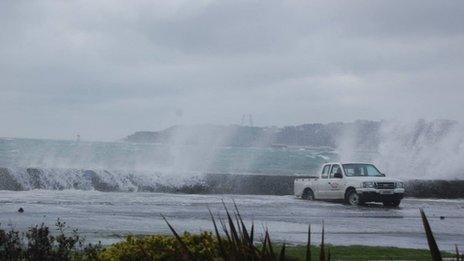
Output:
(0, 190), (463, 251)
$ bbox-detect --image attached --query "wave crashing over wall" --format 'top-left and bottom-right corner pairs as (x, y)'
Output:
(1, 167), (464, 198)
(0, 167), (293, 195)
(0, 167), (207, 193)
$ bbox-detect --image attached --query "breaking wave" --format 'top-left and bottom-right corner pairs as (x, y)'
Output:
(0, 167), (206, 192)
(1, 166), (464, 198)
(337, 119), (464, 179)
(0, 167), (295, 195)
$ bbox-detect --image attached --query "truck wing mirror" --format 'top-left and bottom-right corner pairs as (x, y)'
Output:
(334, 173), (343, 179)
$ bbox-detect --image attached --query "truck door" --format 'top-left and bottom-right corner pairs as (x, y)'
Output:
(316, 164), (331, 199)
(327, 164), (344, 199)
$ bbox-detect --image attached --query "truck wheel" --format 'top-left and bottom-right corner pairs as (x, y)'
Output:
(383, 200), (401, 207)
(346, 189), (361, 206)
(302, 188), (315, 200)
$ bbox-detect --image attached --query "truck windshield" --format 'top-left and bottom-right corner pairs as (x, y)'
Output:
(342, 164), (383, 177)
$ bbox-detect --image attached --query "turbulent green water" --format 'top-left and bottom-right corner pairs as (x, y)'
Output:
(0, 137), (336, 175)
(1, 137), (462, 196)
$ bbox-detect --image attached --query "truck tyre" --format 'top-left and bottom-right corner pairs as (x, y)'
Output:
(345, 189), (362, 206)
(302, 188), (315, 200)
(383, 200), (401, 207)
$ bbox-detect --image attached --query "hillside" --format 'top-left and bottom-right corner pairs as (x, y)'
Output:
(124, 120), (382, 148)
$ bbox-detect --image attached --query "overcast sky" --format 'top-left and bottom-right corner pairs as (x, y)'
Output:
(1, 0), (463, 141)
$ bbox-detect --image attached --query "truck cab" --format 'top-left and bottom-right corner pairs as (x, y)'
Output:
(294, 162), (405, 206)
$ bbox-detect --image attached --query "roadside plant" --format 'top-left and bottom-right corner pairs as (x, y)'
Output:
(0, 220), (101, 260)
(0, 228), (22, 259)
(420, 208), (442, 261)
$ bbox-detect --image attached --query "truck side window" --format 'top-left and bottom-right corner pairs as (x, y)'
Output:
(330, 164), (341, 178)
(321, 165), (330, 179)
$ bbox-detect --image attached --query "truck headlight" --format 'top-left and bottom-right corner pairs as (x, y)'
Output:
(395, 182), (405, 188)
(363, 181), (376, 188)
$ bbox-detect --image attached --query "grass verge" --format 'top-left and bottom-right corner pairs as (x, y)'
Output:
(283, 244), (454, 260)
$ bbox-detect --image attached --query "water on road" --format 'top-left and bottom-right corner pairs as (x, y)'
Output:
(0, 190), (463, 251)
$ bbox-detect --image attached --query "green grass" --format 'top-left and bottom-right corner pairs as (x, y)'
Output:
(282, 244), (454, 260)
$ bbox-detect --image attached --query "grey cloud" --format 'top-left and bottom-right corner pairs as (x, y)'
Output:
(0, 0), (463, 140)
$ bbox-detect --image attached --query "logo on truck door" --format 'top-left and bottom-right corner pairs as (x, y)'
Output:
(329, 182), (340, 189)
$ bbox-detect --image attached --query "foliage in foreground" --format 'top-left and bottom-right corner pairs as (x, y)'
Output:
(0, 220), (101, 260)
(98, 232), (217, 260)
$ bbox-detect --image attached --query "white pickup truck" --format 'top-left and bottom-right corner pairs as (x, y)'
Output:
(294, 162), (405, 206)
